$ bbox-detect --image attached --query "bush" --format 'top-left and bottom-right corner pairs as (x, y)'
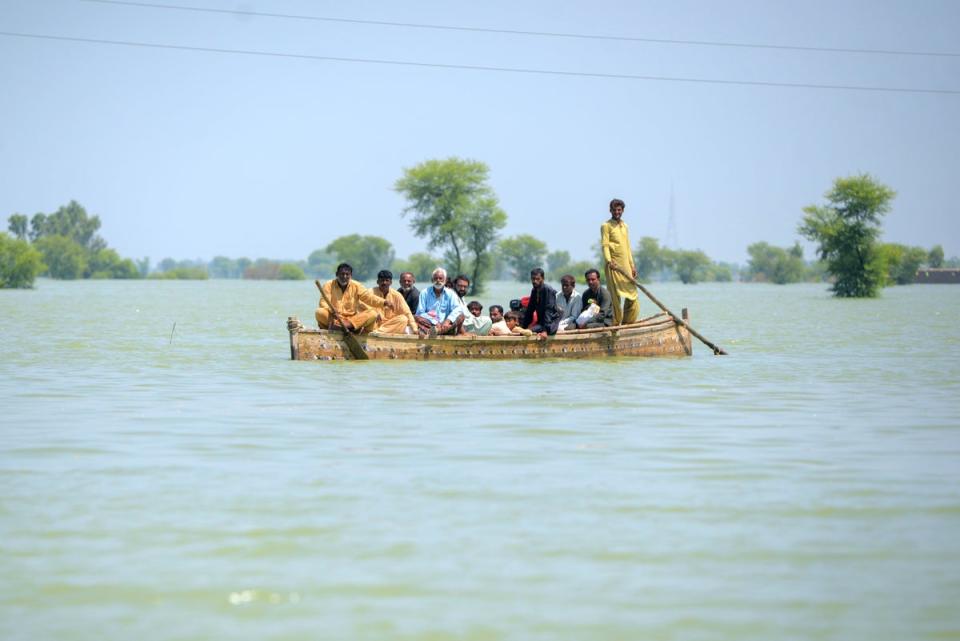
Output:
(148, 266), (209, 280)
(278, 263), (306, 280)
(0, 232), (45, 288)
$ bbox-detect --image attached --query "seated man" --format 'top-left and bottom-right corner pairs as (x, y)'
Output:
(464, 300), (493, 335)
(577, 268), (614, 329)
(415, 267), (465, 337)
(522, 267), (560, 339)
(556, 274), (582, 332)
(488, 304), (504, 327)
(371, 269), (417, 334)
(397, 271), (420, 316)
(315, 262), (393, 333)
(490, 310), (533, 336)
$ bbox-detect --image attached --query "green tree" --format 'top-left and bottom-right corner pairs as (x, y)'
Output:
(88, 248), (140, 279)
(498, 234), (548, 281)
(208, 256), (240, 278)
(0, 232), (45, 288)
(875, 243), (926, 286)
(799, 174), (896, 297)
(395, 157), (507, 288)
(745, 241), (806, 284)
(305, 249), (337, 279)
(546, 250), (571, 279)
(928, 245), (944, 268)
(325, 234), (395, 281)
(566, 260), (600, 285)
(28, 201), (105, 250)
(633, 236), (664, 281)
(34, 235), (87, 279)
(278, 263), (306, 280)
(8, 214), (28, 240)
(666, 249), (712, 284)
(392, 252), (439, 283)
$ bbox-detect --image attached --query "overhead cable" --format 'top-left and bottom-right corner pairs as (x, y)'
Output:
(80, 0), (960, 59)
(2, 31), (958, 95)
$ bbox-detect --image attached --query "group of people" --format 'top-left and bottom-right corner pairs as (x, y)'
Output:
(314, 198), (642, 339)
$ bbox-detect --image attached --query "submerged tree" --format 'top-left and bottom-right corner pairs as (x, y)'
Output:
(799, 174), (895, 297)
(0, 232), (45, 288)
(395, 157), (506, 293)
(498, 234), (548, 281)
(325, 234), (394, 281)
(745, 241), (806, 284)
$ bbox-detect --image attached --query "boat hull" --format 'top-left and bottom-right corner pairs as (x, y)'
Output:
(287, 312), (692, 361)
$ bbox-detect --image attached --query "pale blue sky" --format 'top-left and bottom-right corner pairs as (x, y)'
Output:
(2, 0), (958, 265)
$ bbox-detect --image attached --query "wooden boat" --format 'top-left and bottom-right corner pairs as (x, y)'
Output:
(286, 310), (693, 361)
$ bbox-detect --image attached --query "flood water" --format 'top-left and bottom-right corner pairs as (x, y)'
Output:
(1, 279), (958, 640)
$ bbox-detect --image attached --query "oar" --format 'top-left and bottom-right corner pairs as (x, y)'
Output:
(315, 279), (369, 360)
(611, 265), (728, 355)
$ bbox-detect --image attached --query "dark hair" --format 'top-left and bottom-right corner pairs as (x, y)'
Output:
(504, 311), (521, 322)
(336, 262), (353, 274)
(609, 198), (625, 210)
(530, 267), (545, 278)
(509, 299), (522, 311)
(489, 304), (503, 315)
(560, 274), (575, 286)
(467, 300), (482, 309)
(454, 274), (470, 284)
(399, 271), (414, 280)
(584, 268), (600, 279)
(377, 269), (393, 281)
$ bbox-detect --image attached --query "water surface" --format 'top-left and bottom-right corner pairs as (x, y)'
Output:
(2, 280), (958, 640)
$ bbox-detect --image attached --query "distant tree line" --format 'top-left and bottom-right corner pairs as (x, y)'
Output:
(4, 172), (956, 294)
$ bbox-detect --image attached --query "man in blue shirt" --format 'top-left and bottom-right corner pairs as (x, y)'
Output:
(415, 267), (465, 337)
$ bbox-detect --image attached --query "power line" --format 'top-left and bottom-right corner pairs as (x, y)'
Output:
(2, 31), (958, 96)
(80, 0), (960, 59)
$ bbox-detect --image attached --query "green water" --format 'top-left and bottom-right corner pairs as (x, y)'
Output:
(1, 279), (958, 640)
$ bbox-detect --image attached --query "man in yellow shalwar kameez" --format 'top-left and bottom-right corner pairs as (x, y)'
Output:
(600, 198), (639, 325)
(370, 269), (417, 334)
(315, 262), (393, 333)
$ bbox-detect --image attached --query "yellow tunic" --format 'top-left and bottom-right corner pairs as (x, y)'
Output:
(314, 279), (384, 331)
(371, 287), (417, 334)
(601, 218), (639, 324)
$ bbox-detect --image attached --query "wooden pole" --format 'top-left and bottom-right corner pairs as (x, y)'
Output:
(611, 265), (728, 355)
(315, 280), (369, 360)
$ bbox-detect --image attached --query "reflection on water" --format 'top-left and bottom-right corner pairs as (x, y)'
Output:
(1, 279), (959, 640)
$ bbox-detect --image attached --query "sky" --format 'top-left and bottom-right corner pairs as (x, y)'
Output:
(1, 0), (958, 266)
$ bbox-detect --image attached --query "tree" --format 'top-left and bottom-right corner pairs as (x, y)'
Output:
(8, 214), (28, 240)
(305, 249), (337, 279)
(88, 248), (140, 279)
(928, 245), (944, 268)
(666, 249), (712, 284)
(799, 174), (895, 297)
(28, 201), (105, 250)
(395, 157), (507, 291)
(745, 241), (806, 284)
(209, 256), (240, 278)
(546, 250), (571, 279)
(278, 263), (306, 280)
(0, 232), (45, 288)
(875, 243), (926, 286)
(392, 252), (439, 282)
(498, 234), (548, 281)
(34, 235), (87, 279)
(325, 234), (395, 281)
(633, 236), (665, 281)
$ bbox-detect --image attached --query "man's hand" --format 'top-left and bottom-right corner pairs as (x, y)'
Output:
(438, 320), (452, 334)
(631, 266), (638, 278)
(341, 318), (355, 332)
(383, 298), (396, 311)
(537, 331), (548, 340)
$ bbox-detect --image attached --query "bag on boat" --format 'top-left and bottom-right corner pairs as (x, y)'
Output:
(576, 302), (600, 327)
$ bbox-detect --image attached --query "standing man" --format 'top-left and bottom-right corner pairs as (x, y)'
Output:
(397, 271), (419, 316)
(522, 267), (560, 339)
(415, 267), (465, 337)
(600, 198), (639, 325)
(315, 263), (393, 333)
(371, 270), (417, 334)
